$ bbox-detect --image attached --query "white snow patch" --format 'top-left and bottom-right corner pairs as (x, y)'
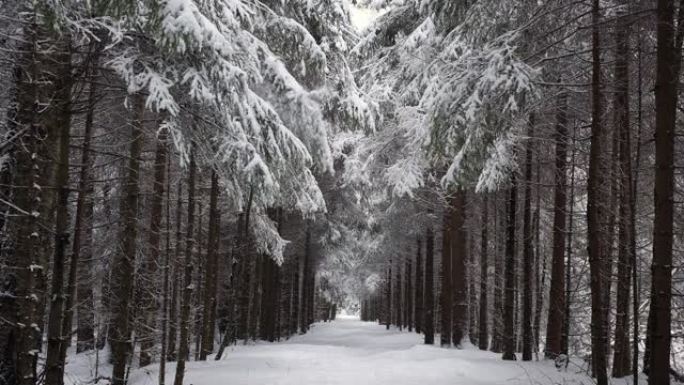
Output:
(63, 318), (629, 385)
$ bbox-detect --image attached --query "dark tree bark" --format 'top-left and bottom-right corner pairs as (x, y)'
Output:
(160, 148), (172, 385)
(502, 176), (517, 361)
(44, 37), (73, 385)
(174, 147), (197, 385)
(415, 237), (423, 334)
(532, 201), (543, 356)
(139, 128), (168, 367)
(386, 259), (392, 330)
(451, 189), (467, 347)
(194, 199), (205, 357)
(395, 260), (402, 329)
(646, 0), (683, 383)
(562, 132), (577, 355)
(491, 195), (504, 353)
(7, 25), (42, 382)
(440, 201), (452, 346)
(545, 90), (568, 358)
(478, 194), (489, 350)
(111, 94), (145, 385)
(586, 0), (608, 382)
(631, 29), (644, 385)
(167, 182), (183, 361)
(424, 225), (435, 345)
(521, 121), (534, 362)
(406, 256), (413, 331)
(200, 171), (220, 359)
(611, 1), (632, 376)
(299, 223), (311, 333)
(73, 46), (100, 354)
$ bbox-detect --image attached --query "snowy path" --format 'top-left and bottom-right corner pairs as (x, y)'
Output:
(109, 315), (590, 385)
(66, 316), (594, 385)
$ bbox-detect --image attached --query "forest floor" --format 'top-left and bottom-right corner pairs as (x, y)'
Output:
(64, 315), (624, 385)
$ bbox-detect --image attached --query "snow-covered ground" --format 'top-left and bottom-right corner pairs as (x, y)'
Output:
(65, 316), (643, 385)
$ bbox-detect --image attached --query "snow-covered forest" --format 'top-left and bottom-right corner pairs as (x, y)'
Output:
(0, 0), (682, 384)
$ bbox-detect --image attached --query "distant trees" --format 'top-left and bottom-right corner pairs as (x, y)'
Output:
(355, 0), (684, 384)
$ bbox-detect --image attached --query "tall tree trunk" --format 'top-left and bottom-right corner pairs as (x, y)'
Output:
(167, 182), (183, 361)
(73, 45), (100, 354)
(545, 90), (568, 358)
(160, 149), (172, 385)
(451, 190), (467, 347)
(395, 260), (402, 329)
(521, 121), (534, 362)
(298, 223), (311, 333)
(532, 156), (543, 358)
(502, 176), (517, 361)
(532, 200), (543, 356)
(646, 0), (682, 383)
(611, 1), (632, 376)
(139, 128), (168, 367)
(440, 202), (452, 346)
(174, 147), (197, 385)
(9, 23), (42, 382)
(194, 199), (205, 357)
(562, 130), (577, 355)
(200, 171), (220, 359)
(631, 26), (644, 385)
(406, 256), (413, 331)
(478, 194), (489, 350)
(491, 195), (504, 353)
(587, 0), (608, 382)
(44, 36), (73, 385)
(386, 259), (392, 329)
(110, 94), (145, 385)
(415, 237), (423, 334)
(424, 225), (435, 345)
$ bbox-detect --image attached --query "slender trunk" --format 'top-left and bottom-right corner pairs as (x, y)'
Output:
(546, 90), (568, 358)
(521, 121), (534, 362)
(395, 260), (402, 329)
(646, 0), (681, 383)
(491, 196), (504, 353)
(200, 171), (220, 359)
(562, 129), (577, 355)
(44, 37), (73, 385)
(611, 1), (632, 376)
(468, 227), (478, 345)
(502, 176), (517, 361)
(424, 224), (435, 345)
(532, 200), (543, 356)
(299, 223), (311, 333)
(440, 201), (452, 345)
(160, 148), (172, 385)
(74, 47), (99, 354)
(174, 147), (197, 385)
(478, 195), (489, 350)
(415, 237), (424, 334)
(451, 190), (467, 347)
(406, 256), (413, 331)
(111, 94), (145, 385)
(167, 182), (183, 361)
(194, 199), (205, 357)
(631, 25), (643, 385)
(139, 128), (168, 367)
(386, 259), (392, 329)
(587, 0), (608, 381)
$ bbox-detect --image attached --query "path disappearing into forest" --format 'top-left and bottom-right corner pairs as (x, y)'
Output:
(71, 315), (590, 385)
